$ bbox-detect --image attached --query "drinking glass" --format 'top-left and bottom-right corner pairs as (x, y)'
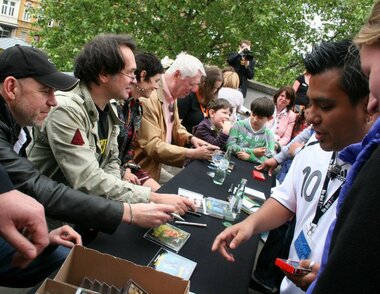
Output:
(213, 158), (229, 185)
(212, 150), (225, 167)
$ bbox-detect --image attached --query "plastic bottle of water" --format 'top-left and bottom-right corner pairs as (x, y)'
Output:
(231, 178), (247, 218)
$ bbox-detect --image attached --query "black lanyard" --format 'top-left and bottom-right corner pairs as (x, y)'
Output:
(308, 151), (345, 235)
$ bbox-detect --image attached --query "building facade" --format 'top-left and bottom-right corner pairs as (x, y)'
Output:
(0, 0), (40, 44)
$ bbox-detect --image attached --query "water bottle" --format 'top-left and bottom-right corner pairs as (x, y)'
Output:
(224, 147), (231, 161)
(231, 178), (247, 218)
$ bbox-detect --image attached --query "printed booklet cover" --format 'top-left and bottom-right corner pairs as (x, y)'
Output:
(144, 223), (190, 253)
(148, 247), (197, 280)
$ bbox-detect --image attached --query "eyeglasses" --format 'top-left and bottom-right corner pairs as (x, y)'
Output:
(120, 71), (136, 80)
(168, 103), (175, 122)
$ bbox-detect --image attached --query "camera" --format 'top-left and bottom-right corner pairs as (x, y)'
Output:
(240, 48), (254, 61)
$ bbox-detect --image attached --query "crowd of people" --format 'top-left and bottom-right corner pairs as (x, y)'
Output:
(0, 1), (379, 292)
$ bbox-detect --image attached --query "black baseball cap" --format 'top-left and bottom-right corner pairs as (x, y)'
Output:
(0, 45), (78, 91)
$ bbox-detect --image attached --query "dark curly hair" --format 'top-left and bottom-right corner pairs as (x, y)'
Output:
(74, 34), (136, 87)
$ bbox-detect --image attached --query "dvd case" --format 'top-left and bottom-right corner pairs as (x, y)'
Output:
(144, 223), (190, 253)
(203, 197), (235, 221)
(148, 247), (197, 280)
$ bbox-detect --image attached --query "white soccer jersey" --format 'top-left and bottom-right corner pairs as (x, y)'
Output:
(271, 134), (350, 294)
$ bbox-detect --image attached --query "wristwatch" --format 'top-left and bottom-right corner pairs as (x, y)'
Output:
(187, 135), (193, 145)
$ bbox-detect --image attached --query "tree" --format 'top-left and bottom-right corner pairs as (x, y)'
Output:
(32, 0), (373, 87)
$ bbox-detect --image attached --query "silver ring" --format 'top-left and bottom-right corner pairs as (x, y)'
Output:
(308, 261), (315, 269)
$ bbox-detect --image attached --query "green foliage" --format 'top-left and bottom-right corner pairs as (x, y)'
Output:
(32, 0), (374, 87)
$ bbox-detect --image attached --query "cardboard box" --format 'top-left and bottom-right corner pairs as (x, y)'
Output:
(36, 279), (80, 294)
(37, 246), (190, 294)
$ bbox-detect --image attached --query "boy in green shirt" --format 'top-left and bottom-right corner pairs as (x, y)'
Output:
(227, 97), (276, 164)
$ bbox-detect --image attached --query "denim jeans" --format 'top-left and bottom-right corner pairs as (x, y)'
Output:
(252, 218), (296, 292)
(0, 237), (69, 287)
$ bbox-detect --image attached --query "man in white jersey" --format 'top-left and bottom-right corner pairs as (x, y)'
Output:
(212, 40), (372, 293)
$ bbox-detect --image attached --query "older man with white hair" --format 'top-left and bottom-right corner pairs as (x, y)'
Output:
(135, 52), (218, 182)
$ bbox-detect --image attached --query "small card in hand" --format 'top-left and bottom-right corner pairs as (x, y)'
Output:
(178, 187), (204, 213)
(148, 247), (197, 280)
(144, 223), (190, 252)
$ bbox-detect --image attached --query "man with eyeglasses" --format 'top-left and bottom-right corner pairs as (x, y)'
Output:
(135, 52), (219, 183)
(28, 34), (194, 237)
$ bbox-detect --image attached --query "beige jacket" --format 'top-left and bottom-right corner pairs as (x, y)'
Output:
(135, 83), (192, 180)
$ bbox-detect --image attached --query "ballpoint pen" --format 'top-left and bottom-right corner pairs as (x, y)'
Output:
(187, 210), (202, 217)
(175, 221), (207, 227)
(171, 213), (185, 221)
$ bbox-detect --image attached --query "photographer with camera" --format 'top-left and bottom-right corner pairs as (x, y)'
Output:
(227, 40), (256, 98)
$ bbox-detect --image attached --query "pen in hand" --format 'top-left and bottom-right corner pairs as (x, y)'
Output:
(187, 210), (202, 217)
(171, 213), (185, 221)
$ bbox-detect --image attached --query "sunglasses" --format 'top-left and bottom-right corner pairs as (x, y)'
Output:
(168, 103), (175, 122)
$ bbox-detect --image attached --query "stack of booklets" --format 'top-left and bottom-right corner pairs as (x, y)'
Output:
(144, 223), (197, 280)
(242, 195), (262, 214)
(244, 187), (266, 204)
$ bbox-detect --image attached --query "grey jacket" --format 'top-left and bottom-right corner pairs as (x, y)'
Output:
(28, 83), (150, 203)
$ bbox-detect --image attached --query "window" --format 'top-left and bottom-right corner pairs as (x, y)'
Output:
(1, 0), (16, 16)
(22, 9), (30, 21)
(9, 1), (14, 16)
(20, 31), (27, 40)
(1, 0), (8, 15)
(23, 2), (32, 21)
(0, 25), (11, 38)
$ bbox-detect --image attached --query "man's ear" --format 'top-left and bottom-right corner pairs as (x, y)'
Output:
(99, 72), (111, 83)
(1, 76), (18, 102)
(173, 70), (182, 80)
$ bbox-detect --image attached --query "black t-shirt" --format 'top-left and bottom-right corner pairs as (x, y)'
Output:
(295, 74), (309, 106)
(178, 92), (205, 133)
(96, 104), (110, 156)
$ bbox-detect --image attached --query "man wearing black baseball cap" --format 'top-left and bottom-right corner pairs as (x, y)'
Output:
(0, 45), (78, 91)
(0, 45), (148, 287)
